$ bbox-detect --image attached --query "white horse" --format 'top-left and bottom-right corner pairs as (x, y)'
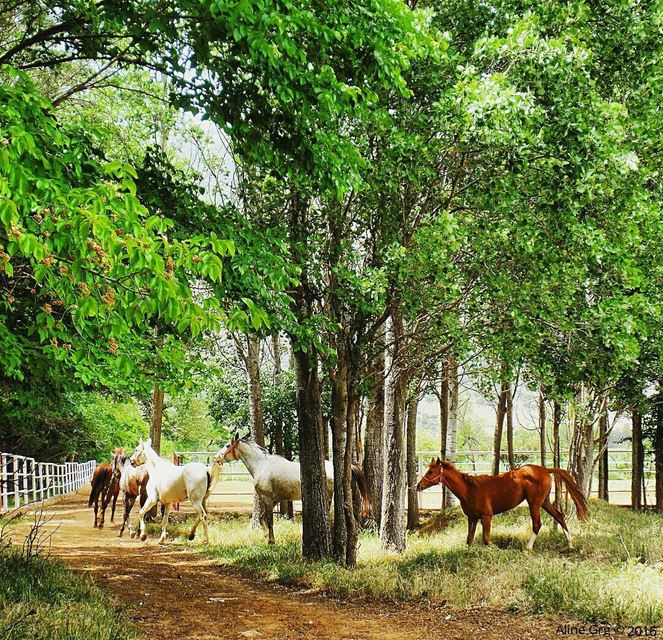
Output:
(129, 438), (222, 544)
(215, 433), (370, 544)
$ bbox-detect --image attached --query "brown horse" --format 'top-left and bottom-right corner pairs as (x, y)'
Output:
(111, 451), (149, 538)
(416, 458), (588, 550)
(88, 452), (122, 528)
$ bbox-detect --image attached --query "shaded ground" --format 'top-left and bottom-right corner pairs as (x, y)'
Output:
(13, 493), (570, 640)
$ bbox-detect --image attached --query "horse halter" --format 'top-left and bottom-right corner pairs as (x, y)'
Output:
(222, 438), (241, 462)
(424, 465), (445, 487)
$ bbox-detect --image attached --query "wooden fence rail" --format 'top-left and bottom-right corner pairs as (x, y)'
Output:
(0, 452), (96, 513)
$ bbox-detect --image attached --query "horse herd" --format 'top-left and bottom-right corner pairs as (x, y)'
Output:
(89, 433), (589, 551)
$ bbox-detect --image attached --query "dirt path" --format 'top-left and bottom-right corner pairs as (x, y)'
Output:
(16, 494), (567, 640)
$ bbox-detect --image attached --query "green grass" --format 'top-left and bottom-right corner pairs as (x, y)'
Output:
(0, 550), (142, 640)
(160, 501), (663, 625)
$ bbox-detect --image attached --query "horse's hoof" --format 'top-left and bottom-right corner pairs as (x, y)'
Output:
(140, 534), (147, 541)
(130, 531), (136, 539)
(93, 523), (98, 528)
(98, 524), (104, 529)
(188, 533), (195, 541)
(268, 540), (275, 545)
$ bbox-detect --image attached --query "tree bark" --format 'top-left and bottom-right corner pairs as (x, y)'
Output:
(656, 391), (663, 513)
(406, 390), (419, 530)
(379, 307), (408, 552)
(553, 400), (562, 515)
(344, 370), (359, 567)
(598, 408), (609, 501)
(631, 410), (644, 511)
(150, 385), (164, 455)
(506, 382), (515, 470)
(539, 391), (547, 467)
(363, 341), (385, 527)
(492, 379), (508, 475)
(330, 346), (349, 562)
(292, 344), (331, 559)
(272, 333), (290, 516)
(439, 364), (449, 508)
(241, 335), (266, 527)
(568, 387), (594, 498)
(446, 354), (459, 506)
(288, 192), (330, 559)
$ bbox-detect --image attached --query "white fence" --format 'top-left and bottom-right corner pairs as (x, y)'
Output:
(0, 452), (96, 513)
(175, 447), (655, 508)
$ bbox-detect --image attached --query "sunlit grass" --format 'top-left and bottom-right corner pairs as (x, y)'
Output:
(158, 501), (663, 624)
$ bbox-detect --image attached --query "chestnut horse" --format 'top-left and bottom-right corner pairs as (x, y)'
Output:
(111, 452), (149, 538)
(88, 453), (122, 528)
(417, 458), (588, 550)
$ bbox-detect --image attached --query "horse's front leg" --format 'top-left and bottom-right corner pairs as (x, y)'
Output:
(138, 494), (158, 541)
(159, 503), (172, 544)
(263, 499), (275, 544)
(481, 515), (493, 546)
(467, 517), (479, 546)
(119, 494), (136, 538)
(110, 488), (119, 522)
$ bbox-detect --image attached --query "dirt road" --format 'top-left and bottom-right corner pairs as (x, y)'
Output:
(16, 494), (565, 640)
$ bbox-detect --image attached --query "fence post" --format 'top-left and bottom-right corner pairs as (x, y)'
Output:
(31, 459), (37, 503)
(0, 453), (7, 512)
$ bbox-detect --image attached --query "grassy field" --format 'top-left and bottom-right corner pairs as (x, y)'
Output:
(0, 547), (142, 640)
(161, 501), (663, 625)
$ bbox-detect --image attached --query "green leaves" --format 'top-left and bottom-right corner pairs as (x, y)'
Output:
(0, 69), (239, 391)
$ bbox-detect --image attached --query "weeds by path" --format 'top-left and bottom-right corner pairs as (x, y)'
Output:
(0, 509), (142, 640)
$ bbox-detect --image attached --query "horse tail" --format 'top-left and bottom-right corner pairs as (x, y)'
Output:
(548, 468), (589, 521)
(351, 464), (372, 519)
(88, 466), (108, 507)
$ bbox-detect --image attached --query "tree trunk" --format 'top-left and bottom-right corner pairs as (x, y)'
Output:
(288, 193), (330, 559)
(598, 409), (609, 502)
(406, 391), (419, 530)
(379, 307), (408, 552)
(656, 392), (663, 513)
(344, 372), (358, 567)
(492, 379), (508, 475)
(330, 346), (349, 562)
(272, 333), (290, 516)
(150, 385), (164, 454)
(363, 342), (385, 527)
(631, 410), (644, 511)
(439, 364), (449, 508)
(553, 400), (562, 515)
(244, 335), (266, 527)
(568, 386), (594, 498)
(293, 344), (331, 559)
(506, 382), (515, 470)
(539, 391), (546, 467)
(446, 354), (459, 506)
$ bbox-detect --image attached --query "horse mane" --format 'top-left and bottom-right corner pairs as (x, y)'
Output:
(240, 435), (269, 456)
(441, 459), (479, 488)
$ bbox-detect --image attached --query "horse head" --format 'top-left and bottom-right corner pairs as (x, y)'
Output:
(111, 451), (128, 480)
(129, 437), (152, 467)
(214, 432), (241, 465)
(416, 457), (445, 491)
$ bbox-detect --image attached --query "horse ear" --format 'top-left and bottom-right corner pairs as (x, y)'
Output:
(233, 432), (240, 441)
(436, 457), (441, 464)
(146, 437), (152, 447)
(430, 457), (436, 465)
